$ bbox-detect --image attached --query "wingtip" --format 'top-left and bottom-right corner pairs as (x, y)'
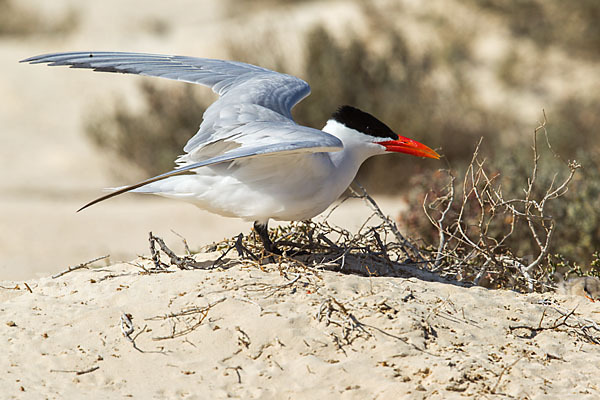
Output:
(76, 191), (119, 212)
(20, 52), (73, 64)
(20, 54), (49, 64)
(76, 200), (96, 213)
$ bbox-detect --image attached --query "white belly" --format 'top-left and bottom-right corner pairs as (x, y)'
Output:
(135, 152), (358, 222)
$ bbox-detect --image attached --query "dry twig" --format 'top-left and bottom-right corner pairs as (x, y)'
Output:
(148, 297), (226, 340)
(148, 232), (201, 270)
(317, 296), (372, 347)
(509, 305), (600, 349)
(50, 366), (100, 375)
(350, 181), (426, 265)
(491, 356), (523, 394)
(119, 312), (156, 353)
(52, 255), (110, 279)
(422, 115), (580, 292)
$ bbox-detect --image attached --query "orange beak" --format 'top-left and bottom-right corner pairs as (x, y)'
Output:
(379, 136), (440, 159)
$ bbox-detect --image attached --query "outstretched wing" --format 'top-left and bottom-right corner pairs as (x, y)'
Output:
(22, 51), (341, 209)
(20, 51), (310, 120)
(77, 123), (342, 211)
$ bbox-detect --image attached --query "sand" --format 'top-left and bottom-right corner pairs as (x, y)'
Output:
(3, 1), (600, 398)
(2, 253), (599, 399)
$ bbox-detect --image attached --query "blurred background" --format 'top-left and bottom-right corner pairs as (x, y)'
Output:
(1, 0), (599, 280)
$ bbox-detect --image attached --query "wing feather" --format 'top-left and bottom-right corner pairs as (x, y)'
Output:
(22, 51), (341, 210)
(78, 132), (342, 211)
(20, 51), (310, 112)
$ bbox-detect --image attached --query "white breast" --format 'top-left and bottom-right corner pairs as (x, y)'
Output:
(135, 151), (356, 222)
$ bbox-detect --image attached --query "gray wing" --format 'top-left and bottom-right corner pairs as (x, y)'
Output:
(78, 127), (342, 212)
(21, 51), (321, 151)
(21, 51), (310, 120)
(22, 51), (342, 208)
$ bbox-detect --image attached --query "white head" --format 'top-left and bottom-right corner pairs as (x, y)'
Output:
(324, 105), (440, 160)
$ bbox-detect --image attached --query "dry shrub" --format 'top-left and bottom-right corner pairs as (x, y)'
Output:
(400, 117), (587, 292)
(202, 189), (427, 279)
(402, 113), (600, 271)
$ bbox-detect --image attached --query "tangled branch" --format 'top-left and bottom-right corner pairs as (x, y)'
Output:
(423, 114), (581, 292)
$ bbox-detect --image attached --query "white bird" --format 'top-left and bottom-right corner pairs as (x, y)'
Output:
(22, 51), (440, 254)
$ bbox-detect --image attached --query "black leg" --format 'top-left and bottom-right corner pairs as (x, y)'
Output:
(253, 221), (281, 255)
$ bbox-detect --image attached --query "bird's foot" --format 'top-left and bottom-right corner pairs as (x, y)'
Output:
(253, 221), (312, 262)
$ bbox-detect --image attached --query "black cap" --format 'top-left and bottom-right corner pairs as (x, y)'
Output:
(331, 105), (398, 140)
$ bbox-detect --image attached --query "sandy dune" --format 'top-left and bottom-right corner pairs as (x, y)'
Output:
(2, 1), (600, 398)
(2, 254), (599, 398)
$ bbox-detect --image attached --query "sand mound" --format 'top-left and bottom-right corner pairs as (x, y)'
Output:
(2, 252), (599, 399)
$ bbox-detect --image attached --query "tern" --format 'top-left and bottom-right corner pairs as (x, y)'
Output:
(22, 51), (440, 254)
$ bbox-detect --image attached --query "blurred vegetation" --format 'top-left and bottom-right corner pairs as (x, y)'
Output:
(229, 22), (506, 192)
(554, 152), (600, 264)
(293, 25), (480, 192)
(551, 252), (600, 281)
(0, 0), (78, 37)
(86, 82), (211, 177)
(472, 0), (600, 60)
(84, 0), (600, 270)
(140, 17), (171, 37)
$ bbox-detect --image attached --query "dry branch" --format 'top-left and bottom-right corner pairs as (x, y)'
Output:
(317, 296), (372, 346)
(207, 212), (423, 278)
(422, 116), (580, 292)
(506, 304), (600, 346)
(50, 366), (100, 375)
(119, 312), (158, 353)
(148, 232), (201, 270)
(350, 181), (426, 265)
(52, 255), (110, 279)
(148, 297), (226, 340)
